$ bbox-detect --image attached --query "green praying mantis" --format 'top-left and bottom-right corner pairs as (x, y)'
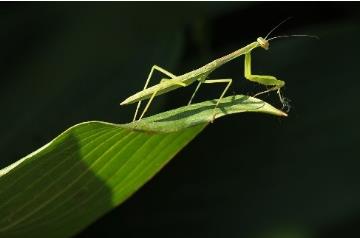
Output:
(121, 19), (317, 121)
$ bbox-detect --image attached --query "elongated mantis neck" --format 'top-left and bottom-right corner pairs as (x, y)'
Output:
(215, 41), (260, 66)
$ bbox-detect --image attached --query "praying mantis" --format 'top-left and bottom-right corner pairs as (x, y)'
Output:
(121, 19), (317, 121)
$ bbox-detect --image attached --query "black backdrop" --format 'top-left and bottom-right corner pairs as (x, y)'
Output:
(1, 2), (360, 238)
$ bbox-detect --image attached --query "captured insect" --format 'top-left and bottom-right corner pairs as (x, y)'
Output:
(121, 18), (318, 121)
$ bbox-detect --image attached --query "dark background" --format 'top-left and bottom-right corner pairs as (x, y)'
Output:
(1, 2), (360, 238)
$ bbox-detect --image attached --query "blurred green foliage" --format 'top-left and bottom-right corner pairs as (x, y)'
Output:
(1, 2), (359, 238)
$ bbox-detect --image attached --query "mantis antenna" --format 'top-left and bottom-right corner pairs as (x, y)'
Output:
(264, 17), (319, 42)
(264, 17), (293, 40)
(268, 34), (319, 41)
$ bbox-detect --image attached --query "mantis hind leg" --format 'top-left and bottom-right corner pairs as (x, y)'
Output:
(138, 79), (187, 120)
(133, 65), (177, 121)
(244, 52), (286, 106)
(203, 78), (232, 122)
(138, 89), (158, 120)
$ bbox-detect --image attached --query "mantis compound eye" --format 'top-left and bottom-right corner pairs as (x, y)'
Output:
(257, 37), (269, 50)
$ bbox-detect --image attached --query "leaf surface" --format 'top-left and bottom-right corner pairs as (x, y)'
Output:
(0, 95), (286, 238)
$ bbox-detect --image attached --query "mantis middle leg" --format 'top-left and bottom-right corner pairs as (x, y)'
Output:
(133, 65), (177, 121)
(187, 74), (209, 105)
(187, 81), (203, 106)
(203, 78), (232, 122)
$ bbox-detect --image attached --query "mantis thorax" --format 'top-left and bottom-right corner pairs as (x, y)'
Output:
(257, 37), (269, 50)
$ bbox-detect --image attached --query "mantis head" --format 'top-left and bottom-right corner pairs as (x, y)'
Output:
(257, 37), (269, 50)
(257, 17), (292, 51)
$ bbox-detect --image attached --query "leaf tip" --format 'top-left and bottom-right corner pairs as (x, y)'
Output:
(280, 111), (288, 117)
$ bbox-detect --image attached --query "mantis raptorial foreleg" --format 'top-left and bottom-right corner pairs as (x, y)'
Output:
(133, 65), (177, 121)
(244, 52), (285, 104)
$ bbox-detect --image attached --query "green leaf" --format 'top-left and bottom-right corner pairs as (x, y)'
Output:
(0, 95), (286, 238)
